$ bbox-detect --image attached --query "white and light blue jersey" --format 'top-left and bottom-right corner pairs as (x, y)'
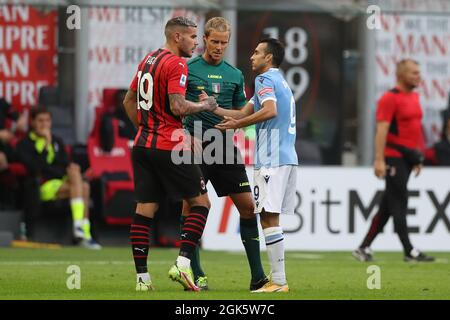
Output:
(250, 68), (298, 169)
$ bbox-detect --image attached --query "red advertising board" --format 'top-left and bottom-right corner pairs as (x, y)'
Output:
(0, 5), (57, 110)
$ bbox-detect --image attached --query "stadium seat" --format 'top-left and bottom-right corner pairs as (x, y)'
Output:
(0, 163), (27, 211)
(87, 98), (135, 225)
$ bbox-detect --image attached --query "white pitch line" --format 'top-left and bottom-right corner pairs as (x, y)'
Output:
(288, 253), (324, 260)
(0, 260), (173, 266)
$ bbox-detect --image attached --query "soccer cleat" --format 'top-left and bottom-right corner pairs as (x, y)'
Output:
(249, 276), (270, 291)
(73, 226), (85, 239)
(352, 247), (373, 262)
(184, 276), (208, 291)
(80, 238), (102, 250)
(136, 277), (154, 291)
(195, 276), (209, 291)
(251, 281), (289, 293)
(404, 249), (435, 262)
(168, 263), (200, 292)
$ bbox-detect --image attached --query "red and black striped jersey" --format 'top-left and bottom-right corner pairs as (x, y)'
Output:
(129, 48), (188, 150)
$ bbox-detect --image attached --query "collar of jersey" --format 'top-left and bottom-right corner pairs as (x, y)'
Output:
(200, 55), (224, 67)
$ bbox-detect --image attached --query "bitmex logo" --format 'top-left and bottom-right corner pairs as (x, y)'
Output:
(218, 190), (450, 234)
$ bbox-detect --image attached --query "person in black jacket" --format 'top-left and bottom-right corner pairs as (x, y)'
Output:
(17, 108), (101, 249)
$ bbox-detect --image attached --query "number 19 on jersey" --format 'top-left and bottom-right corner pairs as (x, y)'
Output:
(137, 71), (153, 111)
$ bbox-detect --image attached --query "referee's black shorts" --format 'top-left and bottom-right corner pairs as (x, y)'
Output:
(199, 141), (251, 197)
(132, 147), (207, 203)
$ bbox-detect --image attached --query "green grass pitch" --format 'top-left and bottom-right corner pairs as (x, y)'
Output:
(0, 247), (449, 300)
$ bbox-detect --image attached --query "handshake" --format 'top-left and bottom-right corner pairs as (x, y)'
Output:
(199, 90), (218, 112)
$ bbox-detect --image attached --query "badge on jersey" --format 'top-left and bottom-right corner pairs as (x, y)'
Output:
(200, 177), (206, 191)
(180, 74), (187, 87)
(212, 83), (221, 94)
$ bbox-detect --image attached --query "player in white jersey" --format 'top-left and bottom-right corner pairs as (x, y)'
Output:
(213, 38), (299, 293)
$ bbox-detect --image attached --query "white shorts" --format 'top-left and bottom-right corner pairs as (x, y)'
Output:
(253, 165), (297, 215)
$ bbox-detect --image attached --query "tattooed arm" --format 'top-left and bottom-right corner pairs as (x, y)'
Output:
(169, 94), (217, 116)
(197, 90), (253, 119)
(213, 101), (255, 120)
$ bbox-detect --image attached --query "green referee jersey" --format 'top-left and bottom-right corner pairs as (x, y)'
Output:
(184, 55), (247, 134)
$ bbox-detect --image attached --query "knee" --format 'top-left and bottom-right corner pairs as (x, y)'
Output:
(260, 217), (271, 229)
(0, 152), (8, 171)
(66, 164), (82, 181)
(259, 212), (279, 229)
(181, 200), (191, 217)
(238, 202), (255, 219)
(187, 194), (211, 210)
(136, 203), (158, 217)
(82, 181), (90, 196)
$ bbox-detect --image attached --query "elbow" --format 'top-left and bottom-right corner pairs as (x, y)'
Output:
(171, 107), (182, 116)
(123, 95), (132, 110)
(123, 99), (134, 113)
(170, 101), (185, 116)
(267, 107), (277, 119)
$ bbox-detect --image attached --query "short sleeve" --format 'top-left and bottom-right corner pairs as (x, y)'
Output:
(376, 92), (396, 123)
(232, 73), (247, 108)
(255, 76), (276, 105)
(249, 94), (256, 105)
(167, 58), (188, 95)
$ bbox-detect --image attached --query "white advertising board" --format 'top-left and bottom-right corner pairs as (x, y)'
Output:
(203, 167), (450, 251)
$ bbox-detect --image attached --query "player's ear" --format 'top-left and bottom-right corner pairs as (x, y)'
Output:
(265, 53), (273, 65)
(203, 34), (207, 45)
(174, 31), (182, 43)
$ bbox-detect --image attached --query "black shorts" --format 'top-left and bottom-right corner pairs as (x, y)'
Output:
(200, 162), (251, 197)
(132, 147), (207, 203)
(199, 139), (251, 197)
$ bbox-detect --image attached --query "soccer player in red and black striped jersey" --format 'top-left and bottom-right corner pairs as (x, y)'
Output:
(353, 59), (434, 263)
(123, 16), (218, 292)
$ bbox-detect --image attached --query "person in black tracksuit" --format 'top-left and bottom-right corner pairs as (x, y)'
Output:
(353, 59), (434, 262)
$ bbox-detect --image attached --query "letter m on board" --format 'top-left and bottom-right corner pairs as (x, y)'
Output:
(349, 190), (383, 233)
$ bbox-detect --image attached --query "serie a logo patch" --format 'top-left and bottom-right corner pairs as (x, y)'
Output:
(179, 74), (187, 87)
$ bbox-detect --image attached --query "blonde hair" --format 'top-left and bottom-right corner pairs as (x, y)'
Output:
(204, 17), (231, 37)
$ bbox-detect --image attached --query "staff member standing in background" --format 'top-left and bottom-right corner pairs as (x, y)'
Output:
(353, 59), (435, 263)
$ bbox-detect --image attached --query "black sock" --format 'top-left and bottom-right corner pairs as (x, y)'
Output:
(130, 213), (153, 274)
(181, 215), (205, 278)
(179, 206), (209, 257)
(240, 217), (266, 282)
(360, 212), (382, 248)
